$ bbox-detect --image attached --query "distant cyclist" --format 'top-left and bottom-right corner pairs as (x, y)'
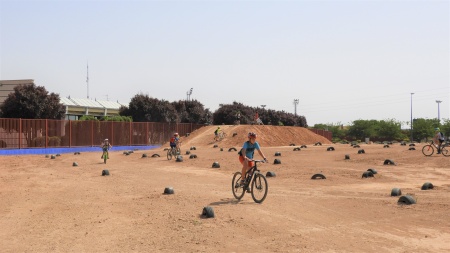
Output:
(170, 133), (181, 151)
(101, 138), (112, 159)
(214, 127), (221, 141)
(433, 128), (445, 154)
(238, 132), (267, 186)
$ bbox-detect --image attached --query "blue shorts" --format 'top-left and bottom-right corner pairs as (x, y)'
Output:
(170, 143), (177, 148)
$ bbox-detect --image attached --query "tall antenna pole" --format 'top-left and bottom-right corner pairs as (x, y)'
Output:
(86, 62), (89, 99)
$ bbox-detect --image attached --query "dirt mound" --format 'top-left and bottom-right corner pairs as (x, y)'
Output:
(179, 125), (332, 148)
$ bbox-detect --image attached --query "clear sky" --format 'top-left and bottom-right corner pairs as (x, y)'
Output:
(1, 0), (449, 127)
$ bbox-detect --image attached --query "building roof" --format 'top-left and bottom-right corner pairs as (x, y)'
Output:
(97, 100), (126, 109)
(59, 97), (77, 106)
(60, 97), (127, 110)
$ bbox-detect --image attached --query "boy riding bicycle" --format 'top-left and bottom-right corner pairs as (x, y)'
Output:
(214, 127), (221, 141)
(101, 138), (112, 159)
(238, 132), (267, 187)
(433, 128), (445, 154)
(170, 133), (181, 153)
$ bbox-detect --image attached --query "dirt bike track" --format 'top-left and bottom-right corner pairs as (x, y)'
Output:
(1, 125), (450, 252)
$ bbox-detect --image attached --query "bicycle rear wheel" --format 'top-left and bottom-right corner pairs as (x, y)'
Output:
(232, 172), (246, 200)
(167, 148), (173, 160)
(422, 145), (434, 156)
(251, 173), (268, 203)
(441, 146), (450, 157)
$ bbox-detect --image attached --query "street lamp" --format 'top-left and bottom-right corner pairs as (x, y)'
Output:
(410, 93), (414, 143)
(186, 88), (193, 101)
(436, 100), (442, 122)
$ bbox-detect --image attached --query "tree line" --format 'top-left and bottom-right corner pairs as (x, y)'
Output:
(0, 84), (307, 127)
(314, 118), (450, 143)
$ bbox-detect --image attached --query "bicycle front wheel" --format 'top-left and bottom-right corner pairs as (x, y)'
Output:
(422, 145), (434, 156)
(251, 173), (268, 203)
(441, 146), (450, 157)
(167, 149), (173, 160)
(232, 172), (246, 200)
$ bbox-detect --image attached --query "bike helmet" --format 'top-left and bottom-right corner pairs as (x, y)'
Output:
(105, 138), (108, 141)
(435, 128), (440, 131)
(174, 133), (179, 136)
(248, 132), (257, 138)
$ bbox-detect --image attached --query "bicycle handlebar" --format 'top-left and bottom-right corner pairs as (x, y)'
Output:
(251, 159), (267, 163)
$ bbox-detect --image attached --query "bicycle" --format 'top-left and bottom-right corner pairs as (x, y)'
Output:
(101, 148), (109, 164)
(232, 160), (268, 203)
(422, 140), (450, 157)
(167, 145), (181, 160)
(218, 132), (227, 140)
(214, 131), (227, 141)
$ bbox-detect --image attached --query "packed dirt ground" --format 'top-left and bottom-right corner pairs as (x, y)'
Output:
(1, 125), (450, 252)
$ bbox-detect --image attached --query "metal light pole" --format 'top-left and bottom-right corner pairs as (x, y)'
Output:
(186, 88), (193, 101)
(293, 99), (299, 117)
(436, 100), (442, 122)
(410, 93), (414, 142)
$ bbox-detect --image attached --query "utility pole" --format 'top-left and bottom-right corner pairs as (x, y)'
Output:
(86, 62), (89, 99)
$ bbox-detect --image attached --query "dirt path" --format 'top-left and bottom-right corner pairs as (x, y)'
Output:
(1, 127), (450, 252)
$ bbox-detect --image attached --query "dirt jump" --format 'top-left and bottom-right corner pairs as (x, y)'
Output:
(1, 125), (449, 252)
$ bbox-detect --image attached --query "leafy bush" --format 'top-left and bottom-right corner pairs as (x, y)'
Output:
(31, 136), (46, 147)
(48, 136), (61, 146)
(100, 115), (132, 122)
(79, 115), (98, 121)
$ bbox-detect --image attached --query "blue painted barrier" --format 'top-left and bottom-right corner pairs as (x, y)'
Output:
(0, 145), (161, 156)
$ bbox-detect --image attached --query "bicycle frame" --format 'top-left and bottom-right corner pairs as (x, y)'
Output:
(243, 160), (264, 186)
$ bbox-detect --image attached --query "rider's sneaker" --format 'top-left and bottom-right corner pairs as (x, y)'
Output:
(246, 187), (251, 193)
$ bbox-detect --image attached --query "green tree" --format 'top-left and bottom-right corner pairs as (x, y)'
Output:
(119, 94), (178, 122)
(172, 99), (208, 124)
(440, 118), (450, 139)
(375, 119), (405, 140)
(347, 120), (377, 141)
(412, 118), (439, 142)
(0, 84), (65, 119)
(212, 102), (307, 127)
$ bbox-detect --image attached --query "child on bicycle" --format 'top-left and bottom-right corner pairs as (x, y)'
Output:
(238, 132), (267, 186)
(170, 133), (181, 151)
(433, 128), (445, 154)
(101, 138), (112, 159)
(214, 127), (221, 141)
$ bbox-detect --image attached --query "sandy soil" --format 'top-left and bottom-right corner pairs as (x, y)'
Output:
(1, 125), (450, 253)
